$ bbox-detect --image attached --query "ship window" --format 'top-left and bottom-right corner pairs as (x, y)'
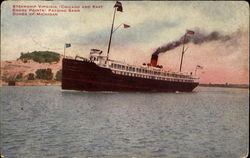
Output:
(122, 65), (125, 70)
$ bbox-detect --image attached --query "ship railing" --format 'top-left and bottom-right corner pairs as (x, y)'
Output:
(75, 55), (89, 61)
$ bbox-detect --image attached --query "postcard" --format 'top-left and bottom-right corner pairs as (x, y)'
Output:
(1, 1), (249, 158)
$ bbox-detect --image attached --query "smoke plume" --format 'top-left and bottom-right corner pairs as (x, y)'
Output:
(153, 29), (231, 55)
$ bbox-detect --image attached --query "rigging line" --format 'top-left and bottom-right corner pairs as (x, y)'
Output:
(25, 26), (64, 51)
(30, 36), (63, 51)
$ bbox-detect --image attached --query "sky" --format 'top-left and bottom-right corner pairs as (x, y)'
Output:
(1, 1), (249, 84)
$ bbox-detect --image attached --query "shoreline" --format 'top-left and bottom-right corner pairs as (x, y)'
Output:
(1, 80), (61, 86)
(1, 81), (248, 89)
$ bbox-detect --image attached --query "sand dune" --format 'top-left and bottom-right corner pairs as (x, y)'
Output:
(1, 55), (63, 81)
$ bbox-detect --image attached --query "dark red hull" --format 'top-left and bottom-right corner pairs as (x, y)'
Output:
(62, 58), (199, 92)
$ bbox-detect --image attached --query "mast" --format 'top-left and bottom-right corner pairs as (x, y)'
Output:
(179, 33), (187, 72)
(106, 8), (117, 61)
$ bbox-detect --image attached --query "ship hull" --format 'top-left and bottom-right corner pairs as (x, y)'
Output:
(62, 58), (199, 92)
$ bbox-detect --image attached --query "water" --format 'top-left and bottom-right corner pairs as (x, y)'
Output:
(0, 86), (248, 158)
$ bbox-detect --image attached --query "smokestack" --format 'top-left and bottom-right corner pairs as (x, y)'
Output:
(151, 54), (158, 67)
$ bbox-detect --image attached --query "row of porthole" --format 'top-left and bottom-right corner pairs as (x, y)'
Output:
(112, 71), (194, 83)
(110, 64), (193, 79)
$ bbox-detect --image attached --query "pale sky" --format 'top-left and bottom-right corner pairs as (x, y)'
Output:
(1, 1), (249, 84)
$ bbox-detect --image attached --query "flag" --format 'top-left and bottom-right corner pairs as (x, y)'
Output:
(114, 1), (123, 12)
(196, 65), (203, 69)
(186, 30), (195, 35)
(65, 43), (71, 48)
(123, 24), (130, 28)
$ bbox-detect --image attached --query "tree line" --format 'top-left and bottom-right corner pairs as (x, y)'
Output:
(3, 69), (62, 82)
(20, 51), (60, 63)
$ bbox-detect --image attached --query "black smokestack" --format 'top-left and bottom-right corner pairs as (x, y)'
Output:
(151, 54), (158, 67)
(153, 29), (231, 55)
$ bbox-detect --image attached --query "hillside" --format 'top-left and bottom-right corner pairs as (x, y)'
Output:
(1, 51), (64, 86)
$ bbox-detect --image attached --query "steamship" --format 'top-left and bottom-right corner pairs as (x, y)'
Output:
(61, 1), (199, 92)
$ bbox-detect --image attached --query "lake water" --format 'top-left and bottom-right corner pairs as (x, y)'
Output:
(0, 86), (248, 158)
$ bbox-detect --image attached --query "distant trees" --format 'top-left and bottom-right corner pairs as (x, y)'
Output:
(27, 73), (35, 80)
(35, 68), (53, 80)
(20, 51), (60, 63)
(55, 69), (62, 81)
(15, 73), (23, 81)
